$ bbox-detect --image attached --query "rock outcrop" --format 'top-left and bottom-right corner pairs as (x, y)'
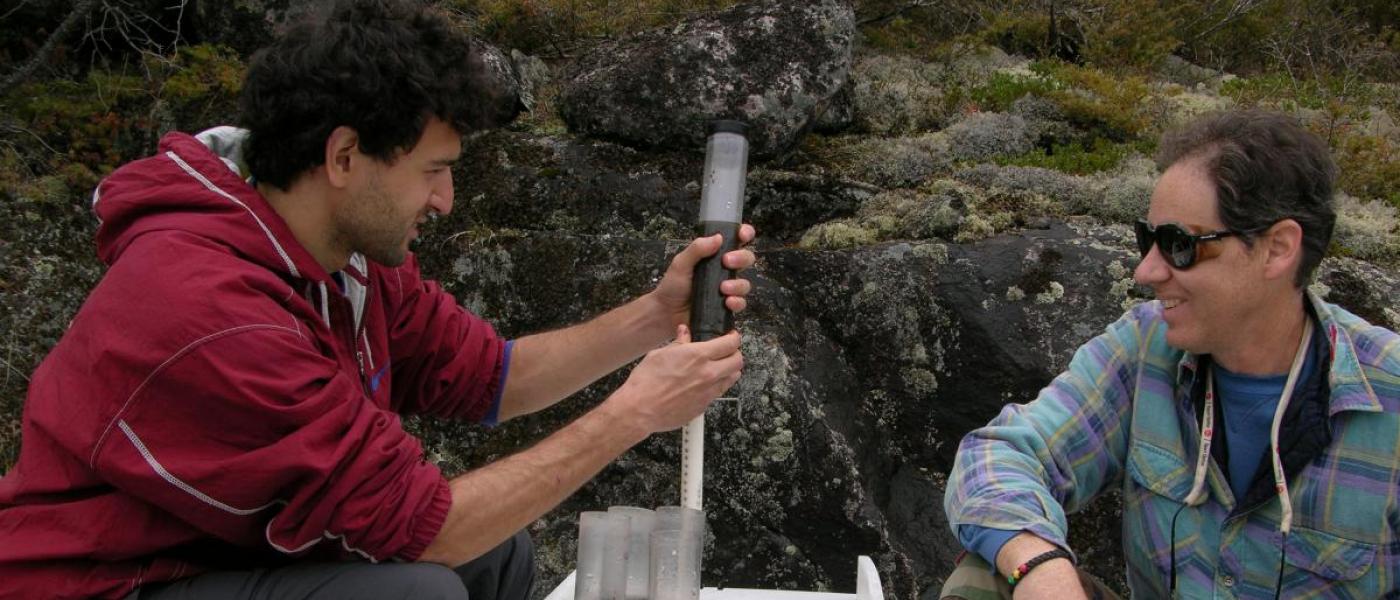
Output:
(557, 0), (855, 158)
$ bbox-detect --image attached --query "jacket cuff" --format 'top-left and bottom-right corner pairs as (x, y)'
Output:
(398, 477), (453, 561)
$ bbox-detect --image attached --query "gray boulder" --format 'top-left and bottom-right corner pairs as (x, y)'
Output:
(471, 40), (531, 128)
(557, 0), (856, 158)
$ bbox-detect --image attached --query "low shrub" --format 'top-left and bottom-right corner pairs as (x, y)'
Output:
(954, 163), (1099, 214)
(798, 219), (879, 249)
(961, 70), (1065, 113)
(1078, 0), (1186, 70)
(827, 133), (953, 188)
(1333, 194), (1400, 261)
(980, 13), (1052, 58)
(848, 54), (950, 135)
(1333, 132), (1400, 209)
(1031, 60), (1155, 142)
(5, 44), (245, 174)
(945, 112), (1034, 162)
(998, 138), (1154, 175)
(1220, 72), (1380, 114)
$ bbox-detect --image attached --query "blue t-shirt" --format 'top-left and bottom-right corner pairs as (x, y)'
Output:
(1214, 341), (1318, 500)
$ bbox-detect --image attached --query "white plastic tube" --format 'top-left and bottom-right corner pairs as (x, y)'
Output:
(681, 416), (705, 510)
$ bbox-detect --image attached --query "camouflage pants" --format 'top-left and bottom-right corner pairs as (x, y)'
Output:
(939, 552), (1123, 600)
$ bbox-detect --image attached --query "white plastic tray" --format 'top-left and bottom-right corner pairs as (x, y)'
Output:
(543, 556), (885, 600)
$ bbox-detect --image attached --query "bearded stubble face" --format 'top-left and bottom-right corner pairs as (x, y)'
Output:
(335, 173), (417, 268)
(330, 118), (459, 268)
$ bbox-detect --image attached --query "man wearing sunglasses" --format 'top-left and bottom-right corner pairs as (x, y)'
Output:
(942, 109), (1400, 599)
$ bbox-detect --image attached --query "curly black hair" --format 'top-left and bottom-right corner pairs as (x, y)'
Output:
(239, 0), (512, 190)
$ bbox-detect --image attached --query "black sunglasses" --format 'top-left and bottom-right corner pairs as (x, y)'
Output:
(1134, 219), (1259, 270)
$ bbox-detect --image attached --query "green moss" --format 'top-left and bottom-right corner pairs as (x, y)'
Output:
(4, 43), (245, 174)
(998, 138), (1154, 174)
(1079, 0), (1185, 70)
(861, 16), (934, 54)
(1334, 133), (1400, 208)
(980, 13), (1053, 58)
(1220, 72), (1381, 113)
(156, 45), (246, 130)
(1031, 60), (1155, 141)
(960, 71), (1066, 113)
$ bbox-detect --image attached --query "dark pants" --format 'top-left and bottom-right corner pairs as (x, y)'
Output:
(128, 530), (535, 600)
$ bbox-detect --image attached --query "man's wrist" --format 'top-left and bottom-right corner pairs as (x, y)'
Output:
(1010, 558), (1082, 600)
(588, 392), (651, 447)
(996, 533), (1086, 600)
(637, 291), (681, 342)
(995, 532), (1062, 577)
(1007, 548), (1073, 587)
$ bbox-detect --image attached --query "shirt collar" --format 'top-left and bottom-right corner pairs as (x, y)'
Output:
(1171, 292), (1382, 416)
(1310, 291), (1385, 416)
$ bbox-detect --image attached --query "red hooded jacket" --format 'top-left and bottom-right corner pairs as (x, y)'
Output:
(0, 131), (508, 599)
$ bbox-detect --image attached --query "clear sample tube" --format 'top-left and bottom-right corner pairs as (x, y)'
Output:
(648, 529), (703, 600)
(608, 506), (657, 600)
(573, 511), (631, 600)
(576, 511), (609, 600)
(651, 506), (706, 600)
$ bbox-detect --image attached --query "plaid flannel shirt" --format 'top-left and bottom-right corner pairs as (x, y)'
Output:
(945, 295), (1400, 598)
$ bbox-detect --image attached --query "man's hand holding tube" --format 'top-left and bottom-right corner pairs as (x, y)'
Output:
(608, 325), (744, 434)
(648, 224), (758, 331)
(605, 224), (756, 432)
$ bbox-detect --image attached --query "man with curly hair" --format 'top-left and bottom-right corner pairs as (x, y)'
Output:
(0, 1), (754, 599)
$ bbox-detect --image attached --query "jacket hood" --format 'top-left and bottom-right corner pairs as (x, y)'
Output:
(92, 128), (331, 284)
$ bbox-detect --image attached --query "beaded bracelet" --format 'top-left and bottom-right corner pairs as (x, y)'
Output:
(1007, 548), (1073, 587)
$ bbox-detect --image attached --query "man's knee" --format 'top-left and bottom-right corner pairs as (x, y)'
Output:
(393, 563), (470, 600)
(499, 530), (536, 600)
(509, 530), (535, 571)
(453, 530), (537, 600)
